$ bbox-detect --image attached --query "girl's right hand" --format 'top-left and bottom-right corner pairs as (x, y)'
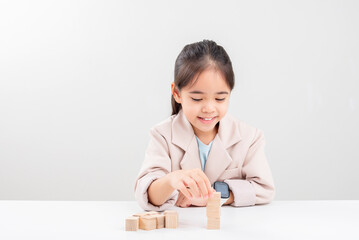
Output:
(166, 168), (213, 200)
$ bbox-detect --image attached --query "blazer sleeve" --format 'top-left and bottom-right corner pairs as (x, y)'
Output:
(134, 127), (178, 211)
(224, 128), (275, 207)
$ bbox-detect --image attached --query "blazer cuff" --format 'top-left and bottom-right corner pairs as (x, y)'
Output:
(135, 172), (179, 211)
(224, 179), (256, 207)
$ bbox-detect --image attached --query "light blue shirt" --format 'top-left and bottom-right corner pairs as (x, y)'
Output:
(195, 136), (214, 171)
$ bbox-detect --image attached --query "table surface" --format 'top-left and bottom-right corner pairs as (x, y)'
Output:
(0, 200), (358, 240)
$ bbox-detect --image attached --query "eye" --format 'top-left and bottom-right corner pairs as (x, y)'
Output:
(191, 98), (202, 102)
(216, 98), (225, 101)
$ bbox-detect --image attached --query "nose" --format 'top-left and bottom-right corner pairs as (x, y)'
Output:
(202, 101), (216, 113)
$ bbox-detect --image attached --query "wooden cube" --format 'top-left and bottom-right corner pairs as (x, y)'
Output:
(207, 217), (220, 230)
(156, 214), (165, 229)
(139, 215), (157, 231)
(164, 210), (178, 229)
(147, 211), (160, 215)
(133, 212), (151, 217)
(125, 216), (139, 231)
(164, 210), (177, 215)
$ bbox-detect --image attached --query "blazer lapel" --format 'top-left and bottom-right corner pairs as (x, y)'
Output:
(172, 110), (242, 184)
(204, 135), (232, 184)
(179, 135), (202, 170)
(204, 113), (242, 184)
(171, 110), (194, 151)
(171, 110), (201, 170)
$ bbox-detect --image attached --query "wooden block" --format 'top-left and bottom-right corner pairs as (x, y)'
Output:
(164, 210), (178, 229)
(207, 199), (221, 207)
(207, 193), (221, 203)
(206, 208), (221, 218)
(125, 216), (139, 231)
(164, 210), (178, 215)
(165, 214), (178, 228)
(147, 211), (160, 215)
(206, 192), (221, 229)
(156, 214), (165, 229)
(207, 217), (220, 229)
(133, 212), (151, 217)
(207, 196), (221, 203)
(212, 192), (221, 198)
(133, 211), (160, 217)
(139, 215), (157, 231)
(206, 201), (221, 217)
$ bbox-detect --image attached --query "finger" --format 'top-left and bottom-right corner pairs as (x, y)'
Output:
(188, 171), (207, 197)
(183, 176), (200, 198)
(178, 195), (188, 208)
(181, 197), (191, 208)
(178, 181), (192, 200)
(197, 170), (212, 195)
(176, 193), (184, 205)
(177, 198), (185, 207)
(182, 176), (200, 197)
(209, 187), (216, 197)
(193, 174), (209, 198)
(180, 202), (188, 208)
(178, 199), (186, 208)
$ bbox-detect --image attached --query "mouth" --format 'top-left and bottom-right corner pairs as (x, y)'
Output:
(198, 116), (217, 124)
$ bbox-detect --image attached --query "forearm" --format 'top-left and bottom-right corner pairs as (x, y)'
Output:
(148, 174), (176, 206)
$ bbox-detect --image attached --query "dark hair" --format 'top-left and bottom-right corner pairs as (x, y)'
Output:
(171, 40), (235, 115)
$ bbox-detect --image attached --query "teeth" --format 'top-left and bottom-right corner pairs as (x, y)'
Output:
(202, 117), (213, 120)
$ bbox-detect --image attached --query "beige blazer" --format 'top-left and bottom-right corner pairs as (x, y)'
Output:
(135, 109), (275, 211)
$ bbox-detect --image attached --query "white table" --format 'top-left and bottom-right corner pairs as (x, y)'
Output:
(0, 200), (358, 239)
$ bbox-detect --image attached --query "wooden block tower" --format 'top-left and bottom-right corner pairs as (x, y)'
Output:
(206, 192), (221, 229)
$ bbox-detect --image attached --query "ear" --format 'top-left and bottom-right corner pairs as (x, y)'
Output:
(171, 82), (182, 104)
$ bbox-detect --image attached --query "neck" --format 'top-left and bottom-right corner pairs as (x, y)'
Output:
(194, 123), (219, 145)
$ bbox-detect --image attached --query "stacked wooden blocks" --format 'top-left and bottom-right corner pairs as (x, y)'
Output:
(125, 210), (177, 231)
(206, 192), (221, 229)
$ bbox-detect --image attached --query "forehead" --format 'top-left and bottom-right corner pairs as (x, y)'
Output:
(183, 68), (230, 93)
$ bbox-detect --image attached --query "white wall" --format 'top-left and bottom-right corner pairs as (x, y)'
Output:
(0, 0), (358, 200)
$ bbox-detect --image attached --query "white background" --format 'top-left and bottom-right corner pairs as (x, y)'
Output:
(0, 0), (358, 200)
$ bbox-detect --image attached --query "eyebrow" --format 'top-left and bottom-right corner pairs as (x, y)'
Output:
(189, 91), (229, 94)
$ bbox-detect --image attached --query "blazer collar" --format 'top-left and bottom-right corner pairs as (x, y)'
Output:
(172, 109), (242, 150)
(171, 109), (242, 184)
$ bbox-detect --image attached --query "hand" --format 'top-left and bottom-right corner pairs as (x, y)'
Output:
(166, 168), (213, 201)
(189, 187), (216, 207)
(176, 188), (216, 207)
(175, 191), (191, 208)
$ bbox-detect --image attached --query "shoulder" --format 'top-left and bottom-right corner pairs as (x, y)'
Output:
(225, 113), (265, 144)
(149, 114), (176, 139)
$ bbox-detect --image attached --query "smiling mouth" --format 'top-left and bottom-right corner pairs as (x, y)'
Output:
(197, 116), (217, 124)
(199, 117), (215, 120)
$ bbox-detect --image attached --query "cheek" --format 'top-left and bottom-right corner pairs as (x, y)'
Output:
(182, 101), (200, 115)
(187, 109), (199, 120)
(220, 101), (229, 111)
(217, 103), (229, 117)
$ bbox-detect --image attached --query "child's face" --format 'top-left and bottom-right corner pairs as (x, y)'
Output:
(172, 68), (231, 139)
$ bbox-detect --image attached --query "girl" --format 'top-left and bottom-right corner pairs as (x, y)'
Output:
(135, 40), (275, 210)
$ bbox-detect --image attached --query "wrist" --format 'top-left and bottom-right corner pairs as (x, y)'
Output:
(223, 191), (234, 205)
(163, 172), (177, 192)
